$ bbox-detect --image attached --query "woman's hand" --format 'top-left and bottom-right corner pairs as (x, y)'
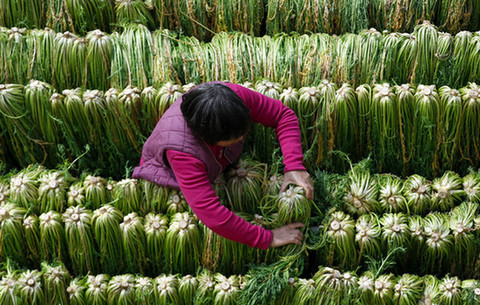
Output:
(269, 223), (305, 247)
(280, 170), (314, 200)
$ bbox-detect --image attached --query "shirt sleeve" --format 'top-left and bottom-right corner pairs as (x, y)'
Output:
(225, 83), (306, 172)
(166, 149), (273, 250)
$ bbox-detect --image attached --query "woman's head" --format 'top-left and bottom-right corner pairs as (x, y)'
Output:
(181, 83), (251, 145)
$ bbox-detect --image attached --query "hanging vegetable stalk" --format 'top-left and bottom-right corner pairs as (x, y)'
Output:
(38, 170), (69, 213)
(226, 159), (265, 214)
(355, 84), (372, 160)
(324, 210), (357, 269)
(152, 30), (179, 85)
(42, 262), (71, 305)
(120, 212), (147, 274)
(53, 31), (87, 90)
(297, 86), (321, 154)
(107, 274), (136, 305)
(140, 86), (158, 135)
(165, 212), (202, 274)
(91, 205), (124, 275)
(144, 213), (168, 276)
(63, 206), (97, 276)
(431, 171), (465, 212)
(85, 274), (109, 305)
(51, 89), (89, 166)
(39, 211), (68, 264)
(0, 203), (27, 266)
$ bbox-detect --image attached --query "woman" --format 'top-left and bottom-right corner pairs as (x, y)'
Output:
(133, 82), (313, 250)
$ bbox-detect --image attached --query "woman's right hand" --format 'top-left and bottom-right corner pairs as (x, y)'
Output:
(269, 223), (305, 248)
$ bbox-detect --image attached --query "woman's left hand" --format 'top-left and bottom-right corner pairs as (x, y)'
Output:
(280, 170), (314, 200)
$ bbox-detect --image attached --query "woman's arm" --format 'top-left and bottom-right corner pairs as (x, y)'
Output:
(225, 83), (314, 199)
(167, 149), (273, 249)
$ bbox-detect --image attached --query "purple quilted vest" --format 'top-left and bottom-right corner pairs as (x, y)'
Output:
(132, 92), (244, 189)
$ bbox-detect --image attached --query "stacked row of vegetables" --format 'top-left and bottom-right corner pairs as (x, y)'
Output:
(2, 79), (479, 178)
(1, 262), (480, 304)
(1, 0), (478, 36)
(1, 22), (480, 90)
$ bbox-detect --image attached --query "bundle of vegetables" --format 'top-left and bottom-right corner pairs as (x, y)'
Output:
(463, 170), (480, 203)
(85, 274), (109, 305)
(323, 210), (357, 270)
(107, 274), (135, 305)
(342, 166), (379, 216)
(165, 212), (202, 274)
(86, 30), (113, 91)
(134, 276), (154, 304)
(39, 211), (69, 264)
(18, 269), (43, 305)
(213, 273), (240, 305)
(393, 273), (424, 305)
(41, 262), (71, 305)
(431, 171), (465, 211)
(459, 83), (480, 169)
(119, 212), (147, 274)
(154, 274), (179, 304)
(332, 83), (358, 163)
(202, 213), (254, 275)
(179, 274), (198, 305)
(113, 179), (141, 215)
(63, 206), (97, 275)
(53, 31), (87, 91)
(23, 215), (41, 267)
(114, 0), (154, 29)
(110, 24), (154, 89)
(144, 213), (168, 276)
(313, 267), (358, 304)
(379, 213), (410, 270)
(67, 277), (86, 305)
(403, 174), (432, 215)
(423, 212), (453, 274)
(226, 159), (266, 213)
(377, 175), (408, 213)
(0, 83), (44, 166)
(37, 170), (69, 213)
(355, 213), (382, 263)
(262, 185), (311, 227)
(91, 205), (124, 275)
(165, 190), (188, 216)
(0, 203), (27, 266)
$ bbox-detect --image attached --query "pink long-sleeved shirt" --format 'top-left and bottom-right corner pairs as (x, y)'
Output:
(167, 83), (305, 250)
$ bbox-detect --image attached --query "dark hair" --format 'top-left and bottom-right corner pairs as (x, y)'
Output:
(181, 83), (251, 145)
